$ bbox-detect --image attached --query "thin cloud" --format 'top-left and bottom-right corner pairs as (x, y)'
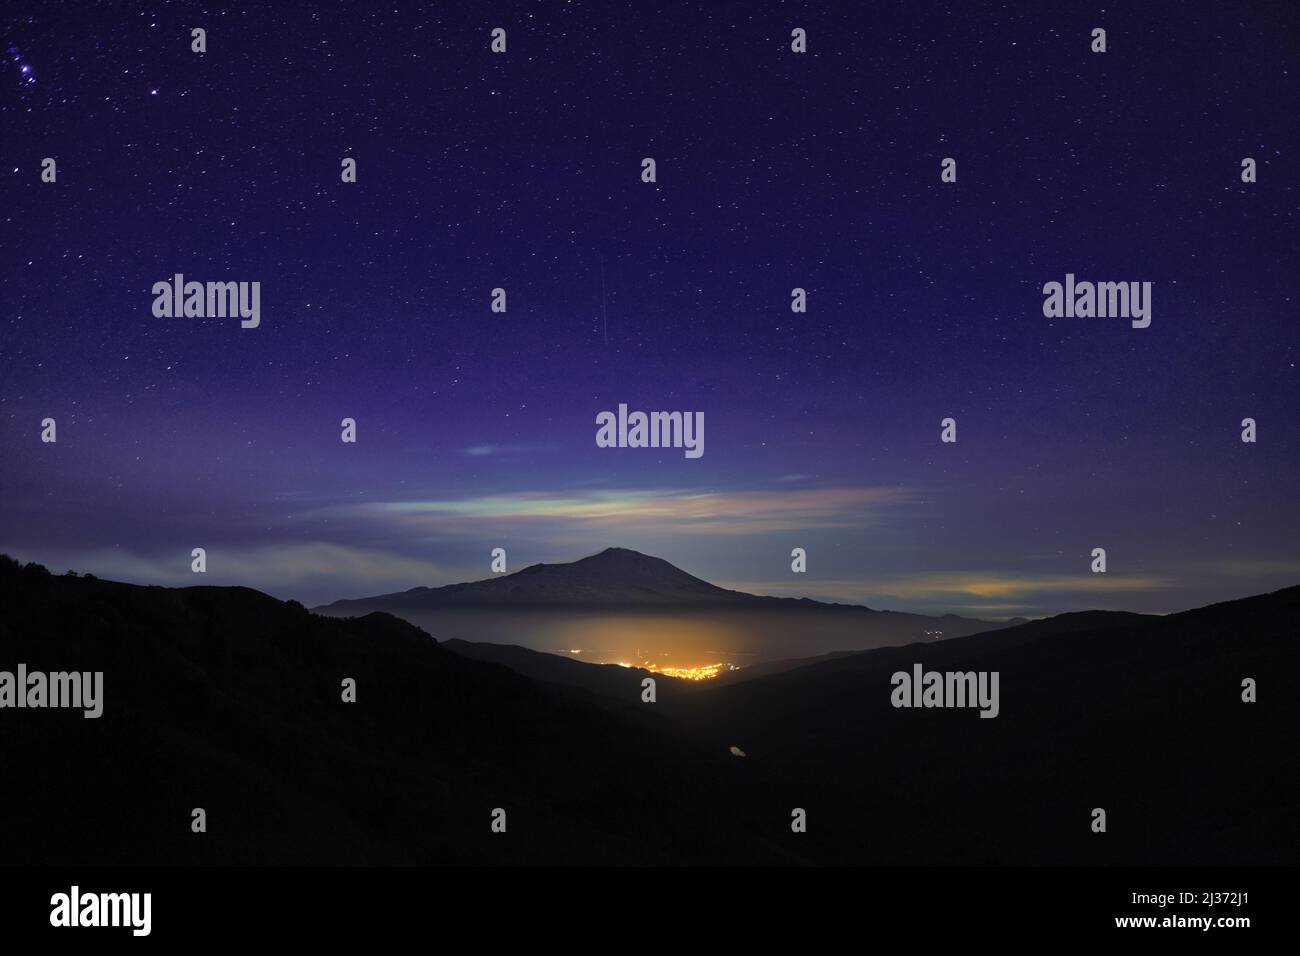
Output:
(718, 572), (1174, 612)
(462, 443), (556, 457)
(324, 485), (916, 535)
(1, 542), (471, 603)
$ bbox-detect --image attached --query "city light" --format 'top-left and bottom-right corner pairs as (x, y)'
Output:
(638, 661), (726, 680)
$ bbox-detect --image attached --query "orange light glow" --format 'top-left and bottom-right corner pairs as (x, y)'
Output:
(640, 661), (725, 681)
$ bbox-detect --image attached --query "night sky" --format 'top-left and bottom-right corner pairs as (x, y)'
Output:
(2, 1), (1297, 615)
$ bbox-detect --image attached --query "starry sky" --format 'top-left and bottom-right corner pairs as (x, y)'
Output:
(2, 1), (1297, 615)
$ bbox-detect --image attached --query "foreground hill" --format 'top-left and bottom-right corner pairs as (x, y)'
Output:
(662, 589), (1300, 864)
(3, 553), (1294, 865)
(0, 557), (793, 865)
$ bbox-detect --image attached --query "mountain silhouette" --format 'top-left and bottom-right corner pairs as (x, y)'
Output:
(3, 552), (1294, 865)
(0, 555), (792, 865)
(320, 547), (819, 610)
(661, 587), (1300, 864)
(314, 548), (1017, 654)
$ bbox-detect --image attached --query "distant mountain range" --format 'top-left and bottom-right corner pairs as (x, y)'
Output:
(318, 547), (855, 610)
(315, 547), (1026, 646)
(3, 551), (1295, 865)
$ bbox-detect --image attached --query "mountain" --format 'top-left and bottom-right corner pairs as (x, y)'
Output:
(318, 547), (824, 610)
(7, 552), (1292, 865)
(661, 588), (1300, 865)
(0, 555), (794, 865)
(313, 548), (1016, 655)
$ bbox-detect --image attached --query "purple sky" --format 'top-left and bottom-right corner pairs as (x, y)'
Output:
(3, 1), (1297, 615)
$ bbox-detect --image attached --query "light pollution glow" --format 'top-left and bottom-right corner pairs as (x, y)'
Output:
(565, 649), (730, 680)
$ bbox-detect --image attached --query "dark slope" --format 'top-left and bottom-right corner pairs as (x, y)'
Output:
(443, 611), (1149, 701)
(0, 558), (796, 865)
(663, 588), (1300, 865)
(728, 608), (1156, 686)
(441, 638), (694, 703)
(5, 553), (1293, 866)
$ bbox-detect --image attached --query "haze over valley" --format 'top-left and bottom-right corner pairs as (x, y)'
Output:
(313, 548), (1020, 669)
